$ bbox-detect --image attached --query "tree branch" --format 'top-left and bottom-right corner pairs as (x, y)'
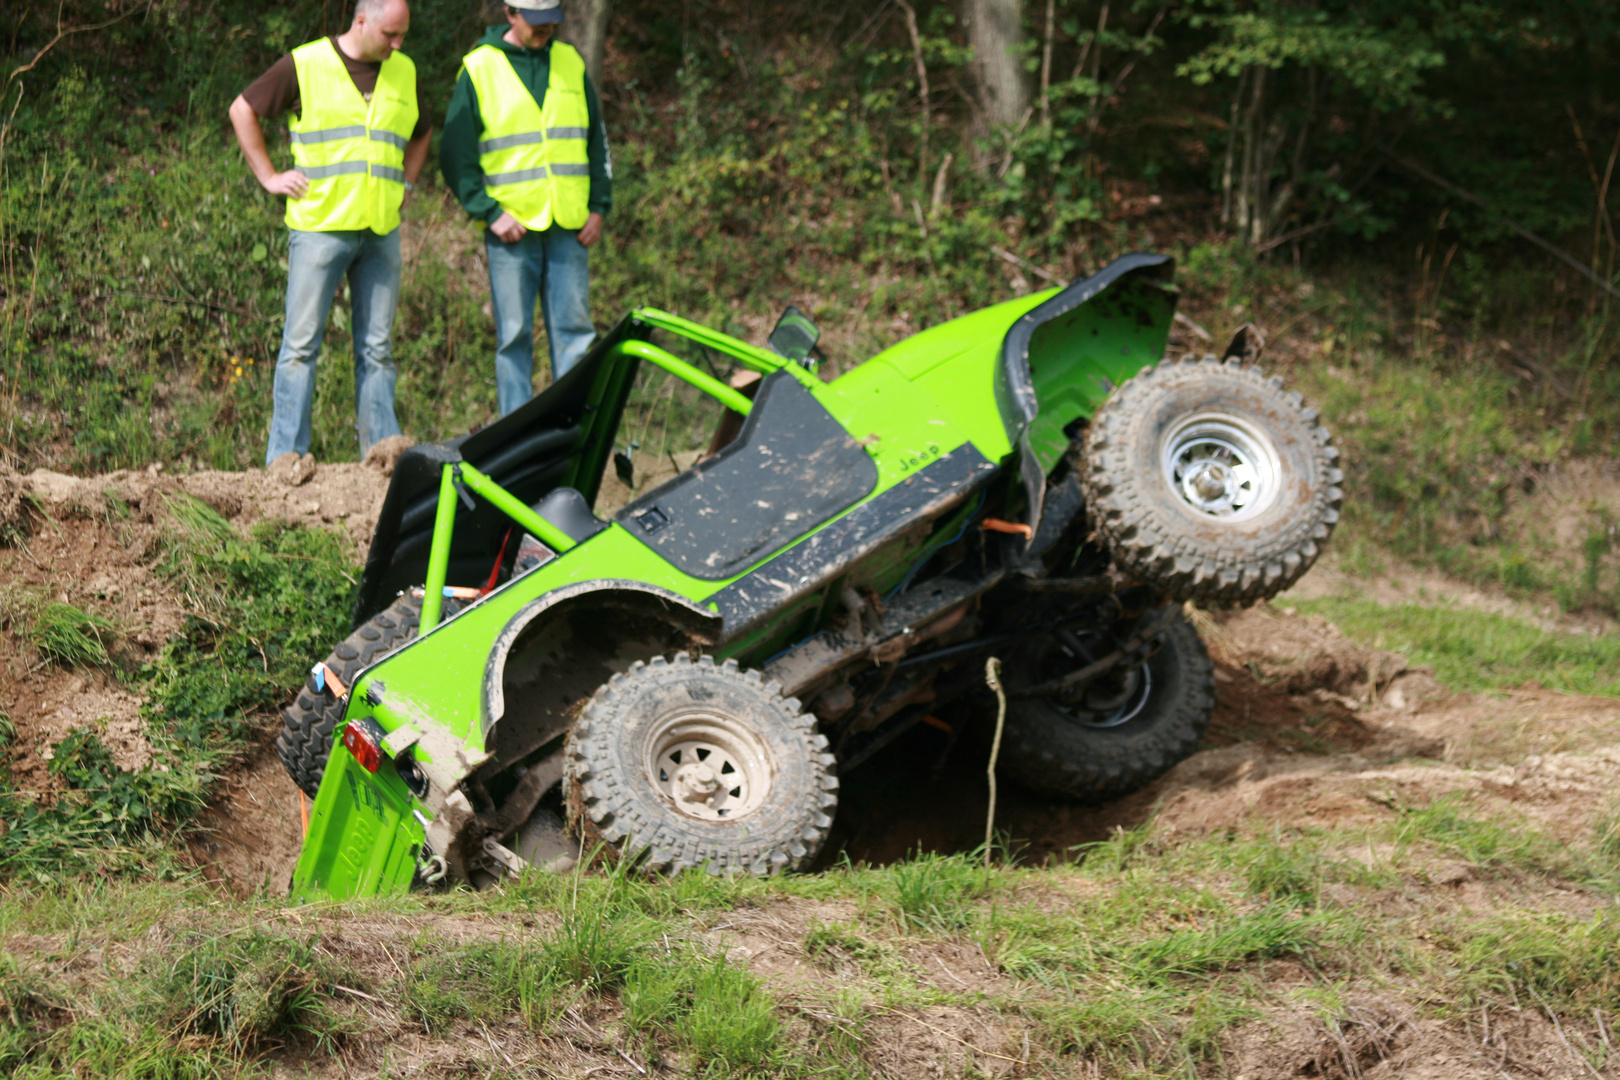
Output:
(5, 1), (151, 91)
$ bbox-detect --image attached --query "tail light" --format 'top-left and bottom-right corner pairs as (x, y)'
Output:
(342, 717), (387, 774)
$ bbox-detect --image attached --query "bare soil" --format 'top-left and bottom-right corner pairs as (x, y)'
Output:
(4, 459), (1620, 1078)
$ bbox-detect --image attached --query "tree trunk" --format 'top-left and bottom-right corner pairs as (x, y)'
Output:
(964, 0), (1030, 132)
(559, 0), (612, 87)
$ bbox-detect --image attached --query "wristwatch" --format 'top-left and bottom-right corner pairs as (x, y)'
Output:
(404, 181), (415, 192)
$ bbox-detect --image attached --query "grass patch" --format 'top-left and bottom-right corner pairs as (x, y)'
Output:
(1392, 793), (1566, 875)
(4, 818), (1620, 1078)
(1453, 908), (1620, 1013)
(403, 940), (562, 1034)
(881, 850), (997, 934)
(19, 599), (116, 667)
(1294, 598), (1620, 697)
(155, 930), (361, 1057)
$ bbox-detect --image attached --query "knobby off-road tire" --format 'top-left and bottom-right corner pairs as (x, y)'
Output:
(565, 653), (838, 875)
(1082, 356), (1342, 606)
(276, 593), (459, 797)
(998, 616), (1214, 801)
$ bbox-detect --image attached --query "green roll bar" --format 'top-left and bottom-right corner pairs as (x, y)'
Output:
(417, 337), (756, 633)
(632, 306), (816, 385)
(615, 339), (756, 414)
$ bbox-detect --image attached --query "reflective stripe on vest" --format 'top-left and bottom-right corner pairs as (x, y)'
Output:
(285, 40), (418, 233)
(463, 42), (590, 232)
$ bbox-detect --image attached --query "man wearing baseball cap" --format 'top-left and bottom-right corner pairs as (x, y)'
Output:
(440, 0), (613, 416)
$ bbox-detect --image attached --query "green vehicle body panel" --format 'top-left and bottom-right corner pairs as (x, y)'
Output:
(291, 254), (1178, 902)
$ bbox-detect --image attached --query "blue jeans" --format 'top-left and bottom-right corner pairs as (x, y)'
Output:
(265, 228), (404, 465)
(485, 226), (596, 416)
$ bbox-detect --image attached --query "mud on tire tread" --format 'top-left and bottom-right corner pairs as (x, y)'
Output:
(565, 653), (838, 876)
(276, 593), (457, 797)
(1082, 356), (1343, 606)
(998, 617), (1214, 801)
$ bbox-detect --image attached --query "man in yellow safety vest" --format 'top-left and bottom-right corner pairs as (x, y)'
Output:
(440, 0), (613, 416)
(228, 0), (432, 466)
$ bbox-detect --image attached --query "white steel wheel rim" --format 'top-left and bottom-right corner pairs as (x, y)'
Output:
(1161, 413), (1282, 522)
(645, 711), (775, 823)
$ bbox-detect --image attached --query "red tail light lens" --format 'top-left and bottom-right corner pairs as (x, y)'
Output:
(342, 717), (386, 774)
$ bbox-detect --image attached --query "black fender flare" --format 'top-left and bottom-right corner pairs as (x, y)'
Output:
(480, 579), (723, 734)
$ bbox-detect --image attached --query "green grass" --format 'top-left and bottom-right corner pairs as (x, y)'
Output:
(17, 599), (116, 668)
(1453, 908), (1620, 1014)
(1393, 792), (1574, 876)
(1293, 597), (1620, 697)
(2, 802), (1618, 1079)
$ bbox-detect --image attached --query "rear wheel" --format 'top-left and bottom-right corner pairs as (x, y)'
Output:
(565, 653), (838, 875)
(997, 615), (1214, 801)
(276, 593), (460, 797)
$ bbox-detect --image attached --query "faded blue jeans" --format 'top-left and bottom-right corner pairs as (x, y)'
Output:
(485, 226), (596, 416)
(265, 227), (404, 465)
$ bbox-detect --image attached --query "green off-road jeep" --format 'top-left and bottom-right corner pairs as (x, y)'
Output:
(279, 253), (1341, 900)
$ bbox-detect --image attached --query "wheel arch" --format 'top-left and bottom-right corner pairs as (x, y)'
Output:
(481, 579), (724, 734)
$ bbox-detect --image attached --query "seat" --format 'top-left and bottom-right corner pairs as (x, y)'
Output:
(532, 486), (608, 544)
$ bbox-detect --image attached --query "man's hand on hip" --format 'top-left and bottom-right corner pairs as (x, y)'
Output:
(490, 211), (527, 243)
(262, 170), (310, 199)
(578, 212), (604, 248)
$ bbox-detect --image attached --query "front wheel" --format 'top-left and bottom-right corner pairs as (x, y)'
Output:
(997, 616), (1214, 801)
(1082, 356), (1342, 606)
(565, 653), (839, 875)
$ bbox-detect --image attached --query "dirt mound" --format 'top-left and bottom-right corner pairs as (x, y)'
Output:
(1202, 603), (1430, 706)
(19, 459), (391, 558)
(0, 459), (394, 806)
(188, 744), (306, 895)
(829, 601), (1620, 870)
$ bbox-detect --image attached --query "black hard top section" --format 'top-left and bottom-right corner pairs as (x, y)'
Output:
(352, 314), (641, 626)
(617, 370), (879, 581)
(996, 252), (1176, 441)
(707, 445), (996, 635)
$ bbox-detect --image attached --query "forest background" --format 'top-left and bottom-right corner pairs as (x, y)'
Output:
(1, 0), (1618, 616)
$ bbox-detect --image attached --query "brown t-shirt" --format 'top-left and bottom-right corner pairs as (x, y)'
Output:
(241, 37), (429, 138)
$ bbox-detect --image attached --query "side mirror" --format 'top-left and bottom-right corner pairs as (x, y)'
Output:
(767, 306), (820, 369)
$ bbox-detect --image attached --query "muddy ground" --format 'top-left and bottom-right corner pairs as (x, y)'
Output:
(3, 458), (1619, 1077)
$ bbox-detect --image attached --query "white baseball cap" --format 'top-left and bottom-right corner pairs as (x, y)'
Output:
(507, 0), (564, 25)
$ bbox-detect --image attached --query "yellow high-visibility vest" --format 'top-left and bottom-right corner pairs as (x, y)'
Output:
(285, 39), (418, 233)
(463, 42), (590, 231)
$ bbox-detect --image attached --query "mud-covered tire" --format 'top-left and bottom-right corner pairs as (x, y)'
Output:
(565, 653), (838, 875)
(998, 616), (1214, 801)
(1082, 356), (1342, 606)
(276, 593), (458, 797)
